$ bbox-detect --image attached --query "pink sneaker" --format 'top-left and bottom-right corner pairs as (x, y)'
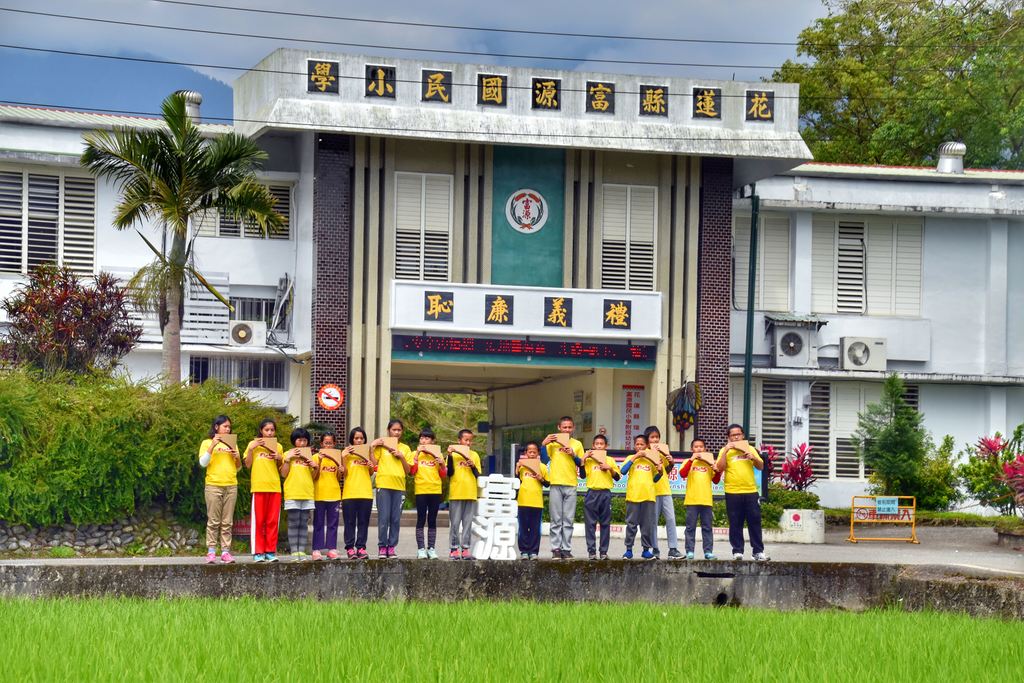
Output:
(327, 550), (340, 560)
(449, 549), (460, 560)
(311, 550), (323, 561)
(346, 548), (357, 559)
(461, 548), (472, 560)
(356, 548), (368, 560)
(386, 546), (397, 558)
(205, 552), (216, 564)
(220, 551), (234, 564)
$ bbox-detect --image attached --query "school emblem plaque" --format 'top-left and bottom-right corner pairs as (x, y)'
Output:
(504, 188), (549, 234)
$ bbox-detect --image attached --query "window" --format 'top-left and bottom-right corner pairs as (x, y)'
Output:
(229, 296), (288, 331)
(189, 355), (287, 391)
(733, 212), (790, 311)
(0, 168), (96, 275)
(812, 216), (921, 316)
(194, 183), (292, 239)
(728, 378), (788, 453)
(601, 184), (656, 291)
(394, 172), (452, 281)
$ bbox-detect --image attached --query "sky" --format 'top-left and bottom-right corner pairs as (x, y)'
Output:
(0, 0), (831, 122)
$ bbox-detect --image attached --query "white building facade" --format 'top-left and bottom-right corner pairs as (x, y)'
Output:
(731, 160), (1024, 506)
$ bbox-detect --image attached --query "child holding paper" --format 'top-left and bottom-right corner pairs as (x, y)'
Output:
(679, 438), (722, 560)
(620, 434), (661, 560)
(312, 432), (344, 560)
(716, 423), (768, 561)
(198, 414), (241, 564)
(412, 428), (448, 559)
(541, 416), (585, 559)
(244, 418), (285, 563)
(580, 433), (621, 560)
(447, 429), (482, 560)
(280, 427), (319, 561)
(341, 427), (376, 559)
(370, 419), (413, 558)
(645, 426), (682, 560)
(516, 441), (548, 560)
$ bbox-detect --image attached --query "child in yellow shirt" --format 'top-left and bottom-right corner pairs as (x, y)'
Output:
(370, 419), (413, 558)
(341, 427), (376, 560)
(243, 419), (284, 563)
(312, 432), (344, 561)
(620, 434), (661, 560)
(412, 428), (448, 559)
(198, 414), (241, 564)
(447, 429), (482, 560)
(680, 438), (722, 560)
(580, 433), (621, 560)
(715, 423), (768, 562)
(280, 427), (319, 561)
(516, 441), (549, 560)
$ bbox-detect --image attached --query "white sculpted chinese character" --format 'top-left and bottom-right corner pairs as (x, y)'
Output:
(471, 474), (520, 560)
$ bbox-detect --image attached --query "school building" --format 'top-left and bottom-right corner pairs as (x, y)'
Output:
(1, 49), (1020, 506)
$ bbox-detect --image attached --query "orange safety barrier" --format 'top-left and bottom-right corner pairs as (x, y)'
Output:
(847, 495), (919, 544)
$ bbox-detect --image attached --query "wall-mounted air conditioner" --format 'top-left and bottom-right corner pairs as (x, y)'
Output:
(229, 320), (267, 348)
(773, 327), (819, 368)
(841, 336), (887, 372)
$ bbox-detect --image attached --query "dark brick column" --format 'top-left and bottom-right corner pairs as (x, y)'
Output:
(695, 157), (733, 446)
(310, 134), (353, 436)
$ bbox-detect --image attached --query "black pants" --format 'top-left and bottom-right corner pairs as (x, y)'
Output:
(342, 498), (372, 550)
(518, 506), (542, 555)
(415, 493), (442, 549)
(583, 489), (612, 554)
(725, 492), (764, 555)
(684, 505), (714, 555)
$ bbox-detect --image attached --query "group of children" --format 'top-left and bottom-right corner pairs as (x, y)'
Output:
(198, 413), (767, 563)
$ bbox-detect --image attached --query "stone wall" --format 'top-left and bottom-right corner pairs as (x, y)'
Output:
(0, 509), (199, 556)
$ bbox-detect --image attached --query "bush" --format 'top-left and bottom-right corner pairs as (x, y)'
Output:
(957, 426), (1023, 517)
(767, 483), (821, 510)
(0, 367), (294, 526)
(915, 435), (963, 511)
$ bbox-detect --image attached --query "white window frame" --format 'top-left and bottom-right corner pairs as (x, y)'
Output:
(600, 183), (658, 291)
(0, 164), (97, 275)
(732, 211), (791, 311)
(393, 171), (454, 282)
(194, 182), (293, 240)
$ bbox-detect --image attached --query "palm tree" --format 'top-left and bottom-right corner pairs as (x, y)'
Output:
(81, 91), (284, 386)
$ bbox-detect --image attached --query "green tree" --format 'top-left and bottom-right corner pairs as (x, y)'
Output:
(775, 0), (1024, 168)
(852, 374), (929, 497)
(80, 92), (284, 386)
(390, 392), (489, 449)
(1, 264), (140, 374)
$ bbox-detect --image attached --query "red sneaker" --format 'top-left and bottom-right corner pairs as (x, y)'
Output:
(356, 548), (368, 560)
(346, 548), (357, 559)
(461, 548), (472, 560)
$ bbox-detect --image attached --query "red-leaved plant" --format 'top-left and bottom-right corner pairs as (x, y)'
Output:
(780, 443), (817, 492)
(1003, 454), (1024, 511)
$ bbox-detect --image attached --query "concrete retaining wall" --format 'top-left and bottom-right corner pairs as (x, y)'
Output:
(1, 560), (1019, 620)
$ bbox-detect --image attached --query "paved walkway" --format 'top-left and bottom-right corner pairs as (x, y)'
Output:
(2, 525), (1021, 575)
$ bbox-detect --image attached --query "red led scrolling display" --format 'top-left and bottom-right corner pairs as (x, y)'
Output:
(393, 335), (655, 362)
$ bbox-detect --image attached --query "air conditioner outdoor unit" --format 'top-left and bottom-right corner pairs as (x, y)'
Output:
(228, 320), (267, 348)
(841, 336), (887, 372)
(773, 327), (818, 368)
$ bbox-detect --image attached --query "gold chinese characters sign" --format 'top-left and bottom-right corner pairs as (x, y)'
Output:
(485, 294), (513, 325)
(365, 65), (396, 98)
(307, 60), (339, 94)
(692, 87), (721, 119)
(477, 74), (507, 106)
(424, 291), (454, 321)
(422, 70), (452, 103)
(745, 90), (774, 121)
(603, 299), (631, 329)
(586, 81), (614, 114)
(544, 296), (572, 328)
(532, 78), (560, 110)
(639, 84), (668, 116)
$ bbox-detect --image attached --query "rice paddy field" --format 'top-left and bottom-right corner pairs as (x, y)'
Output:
(3, 598), (1021, 682)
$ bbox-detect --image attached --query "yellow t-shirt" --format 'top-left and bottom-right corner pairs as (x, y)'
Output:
(413, 450), (445, 495)
(582, 453), (621, 490)
(546, 438), (585, 487)
(449, 450), (482, 500)
(655, 458), (674, 497)
(199, 438), (238, 487)
(517, 461), (548, 508)
(342, 451), (373, 500)
(683, 458), (717, 507)
(625, 456), (658, 503)
(246, 440), (284, 493)
(314, 453), (342, 502)
(719, 445), (760, 495)
(374, 442), (413, 492)
(283, 453), (316, 501)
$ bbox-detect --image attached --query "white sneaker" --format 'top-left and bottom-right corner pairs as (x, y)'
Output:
(416, 548), (428, 559)
(754, 552), (770, 562)
(732, 552), (743, 561)
(426, 548), (438, 559)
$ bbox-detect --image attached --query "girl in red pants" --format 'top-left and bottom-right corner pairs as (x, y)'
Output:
(244, 419), (284, 562)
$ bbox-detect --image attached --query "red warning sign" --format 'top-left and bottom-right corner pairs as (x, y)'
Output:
(317, 384), (344, 411)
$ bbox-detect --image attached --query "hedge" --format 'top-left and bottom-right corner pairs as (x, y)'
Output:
(0, 368), (294, 526)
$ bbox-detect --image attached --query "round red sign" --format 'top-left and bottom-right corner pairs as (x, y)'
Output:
(317, 384), (344, 411)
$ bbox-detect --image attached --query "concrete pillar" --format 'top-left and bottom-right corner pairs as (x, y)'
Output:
(792, 211), (813, 314)
(986, 218), (1009, 376)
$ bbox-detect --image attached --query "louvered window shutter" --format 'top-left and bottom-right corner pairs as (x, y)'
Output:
(0, 170), (23, 273)
(733, 212), (752, 309)
(832, 382), (864, 479)
(267, 184), (291, 239)
(760, 380), (788, 454)
(893, 220), (922, 316)
(865, 219), (895, 315)
(808, 382), (831, 478)
(26, 173), (59, 271)
(811, 216), (836, 313)
(62, 176), (96, 275)
(628, 186), (656, 290)
(601, 185), (628, 289)
(836, 222), (866, 313)
(394, 173), (423, 280)
(760, 215), (790, 311)
(422, 175), (452, 282)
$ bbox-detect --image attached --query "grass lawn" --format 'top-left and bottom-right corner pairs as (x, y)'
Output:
(3, 598), (1019, 681)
